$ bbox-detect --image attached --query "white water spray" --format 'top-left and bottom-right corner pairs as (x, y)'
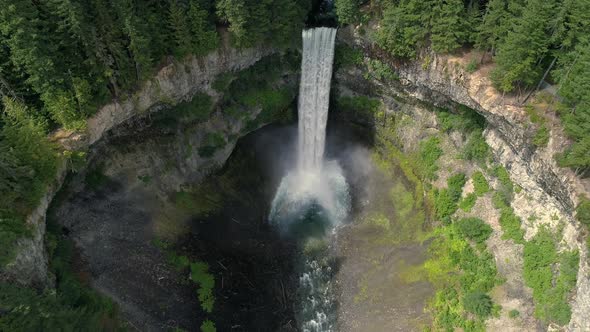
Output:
(298, 27), (337, 171)
(269, 27), (348, 332)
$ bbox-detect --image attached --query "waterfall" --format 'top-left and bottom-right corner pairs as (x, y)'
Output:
(269, 27), (347, 332)
(298, 27), (337, 171)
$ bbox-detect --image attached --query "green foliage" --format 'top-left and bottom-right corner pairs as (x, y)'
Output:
(201, 320), (216, 332)
(212, 73), (235, 93)
(455, 217), (492, 244)
(434, 173), (466, 223)
(463, 291), (493, 318)
(157, 93), (214, 127)
(0, 98), (58, 265)
(490, 0), (555, 92)
(524, 228), (579, 325)
(0, 221), (123, 330)
(336, 95), (381, 118)
(216, 0), (309, 48)
(492, 192), (525, 243)
(85, 166), (109, 191)
(459, 193), (477, 212)
(491, 165), (513, 193)
(198, 132), (227, 158)
(334, 44), (364, 68)
(509, 309), (520, 318)
(435, 105), (486, 134)
(335, 0), (360, 25)
(415, 136), (443, 180)
(533, 125), (550, 147)
(466, 59), (479, 73)
(462, 130), (490, 162)
(191, 262), (215, 313)
(423, 223), (500, 331)
(576, 197), (590, 226)
(365, 59), (399, 81)
(472, 171), (490, 196)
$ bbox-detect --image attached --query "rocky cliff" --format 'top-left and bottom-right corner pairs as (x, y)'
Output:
(338, 26), (590, 330)
(0, 39), (275, 288)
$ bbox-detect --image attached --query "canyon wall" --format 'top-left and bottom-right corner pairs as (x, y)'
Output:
(0, 40), (275, 287)
(338, 27), (590, 330)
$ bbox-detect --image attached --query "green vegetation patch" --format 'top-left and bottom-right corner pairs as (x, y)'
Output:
(334, 43), (364, 68)
(1, 218), (124, 330)
(364, 59), (399, 81)
(434, 173), (466, 223)
(472, 171), (490, 196)
(459, 193), (478, 212)
(336, 95), (381, 119)
(455, 217), (492, 245)
(198, 132), (227, 158)
(172, 185), (222, 217)
(415, 136), (443, 180)
(523, 228), (579, 325)
(154, 93), (214, 128)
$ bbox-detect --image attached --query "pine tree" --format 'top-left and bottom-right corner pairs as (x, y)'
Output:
(429, 0), (465, 53)
(188, 0), (219, 56)
(169, 0), (194, 57)
(491, 0), (556, 92)
(335, 0), (360, 25)
(376, 0), (429, 58)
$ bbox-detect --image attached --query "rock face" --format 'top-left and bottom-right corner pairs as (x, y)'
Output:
(0, 40), (275, 288)
(338, 27), (590, 330)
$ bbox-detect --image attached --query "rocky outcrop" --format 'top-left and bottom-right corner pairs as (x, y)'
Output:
(0, 40), (275, 288)
(338, 27), (589, 331)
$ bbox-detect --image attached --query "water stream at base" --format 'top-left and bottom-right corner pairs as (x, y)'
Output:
(269, 27), (350, 332)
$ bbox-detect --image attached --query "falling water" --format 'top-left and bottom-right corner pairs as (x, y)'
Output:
(269, 27), (348, 332)
(298, 27), (337, 171)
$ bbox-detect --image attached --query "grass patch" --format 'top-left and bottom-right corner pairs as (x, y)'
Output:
(533, 125), (550, 147)
(434, 173), (466, 223)
(416, 136), (443, 180)
(472, 171), (490, 196)
(459, 193), (477, 212)
(523, 228), (579, 325)
(191, 262), (215, 313)
(336, 95), (381, 119)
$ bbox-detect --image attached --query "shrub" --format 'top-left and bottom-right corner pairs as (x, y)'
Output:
(523, 228), (579, 325)
(466, 59), (478, 73)
(416, 136), (443, 180)
(447, 173), (467, 202)
(335, 0), (360, 25)
(334, 43), (363, 68)
(191, 262), (215, 313)
(472, 171), (490, 196)
(498, 207), (525, 243)
(456, 217), (492, 244)
(212, 72), (235, 92)
(336, 95), (381, 117)
(463, 291), (493, 318)
(365, 59), (399, 81)
(575, 197), (590, 226)
(201, 320), (216, 332)
(434, 189), (456, 223)
(435, 105), (486, 133)
(459, 193), (477, 212)
(198, 132), (227, 157)
(509, 309), (520, 318)
(533, 125), (550, 147)
(462, 129), (490, 162)
(491, 165), (513, 193)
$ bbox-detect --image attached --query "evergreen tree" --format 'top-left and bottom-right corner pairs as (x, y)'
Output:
(491, 0), (556, 92)
(188, 0), (219, 56)
(169, 0), (194, 57)
(429, 0), (465, 53)
(335, 0), (360, 25)
(376, 0), (429, 58)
